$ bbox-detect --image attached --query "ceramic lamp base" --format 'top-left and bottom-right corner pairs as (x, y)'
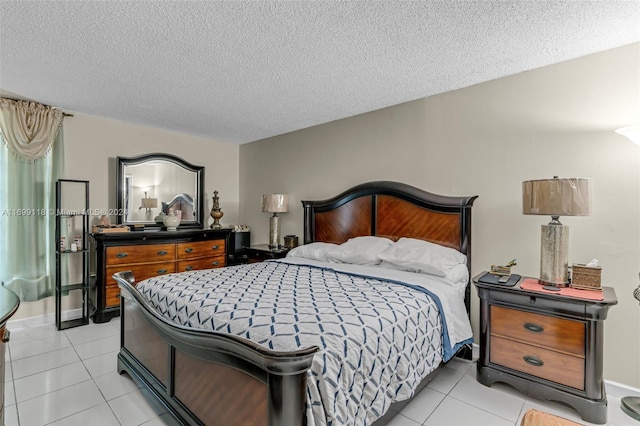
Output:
(269, 214), (280, 249)
(539, 222), (569, 287)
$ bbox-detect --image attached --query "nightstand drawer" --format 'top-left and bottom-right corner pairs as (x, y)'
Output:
(491, 336), (585, 390)
(491, 306), (585, 356)
(177, 255), (226, 272)
(177, 240), (225, 260)
(106, 244), (176, 266)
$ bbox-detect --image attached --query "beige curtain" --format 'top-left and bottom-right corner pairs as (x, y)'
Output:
(0, 98), (63, 161)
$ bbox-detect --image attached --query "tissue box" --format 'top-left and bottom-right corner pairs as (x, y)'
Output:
(571, 264), (602, 290)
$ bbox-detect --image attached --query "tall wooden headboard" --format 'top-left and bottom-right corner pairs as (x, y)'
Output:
(302, 181), (478, 335)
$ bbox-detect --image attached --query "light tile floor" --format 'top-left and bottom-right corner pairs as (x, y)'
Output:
(4, 320), (637, 425)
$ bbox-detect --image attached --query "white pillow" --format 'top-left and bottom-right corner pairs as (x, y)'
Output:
(379, 260), (418, 273)
(379, 259), (469, 284)
(446, 263), (470, 285)
(378, 237), (467, 277)
(326, 236), (394, 265)
(286, 242), (338, 262)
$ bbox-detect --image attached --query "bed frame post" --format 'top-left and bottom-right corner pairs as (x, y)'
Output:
(268, 371), (308, 426)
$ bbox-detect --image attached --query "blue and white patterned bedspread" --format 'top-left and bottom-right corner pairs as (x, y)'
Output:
(136, 259), (472, 426)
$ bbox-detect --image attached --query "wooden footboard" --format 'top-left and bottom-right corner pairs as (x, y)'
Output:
(114, 271), (318, 426)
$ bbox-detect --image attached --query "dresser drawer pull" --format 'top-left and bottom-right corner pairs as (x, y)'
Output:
(157, 250), (168, 256)
(211, 261), (220, 266)
(157, 269), (168, 275)
(116, 252), (128, 258)
(185, 266), (194, 271)
(523, 355), (544, 367)
(2, 328), (10, 343)
(523, 323), (544, 333)
(184, 248), (193, 254)
(212, 245), (219, 250)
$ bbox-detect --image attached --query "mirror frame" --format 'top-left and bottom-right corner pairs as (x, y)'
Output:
(115, 153), (205, 229)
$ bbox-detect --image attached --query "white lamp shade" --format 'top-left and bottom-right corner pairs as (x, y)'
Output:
(141, 198), (158, 209)
(523, 178), (591, 216)
(262, 194), (289, 213)
(615, 124), (640, 145)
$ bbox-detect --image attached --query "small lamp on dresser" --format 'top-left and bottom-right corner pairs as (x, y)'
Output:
(262, 193), (288, 249)
(140, 191), (158, 222)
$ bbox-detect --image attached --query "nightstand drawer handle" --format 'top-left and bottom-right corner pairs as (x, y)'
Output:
(185, 266), (193, 271)
(157, 250), (168, 256)
(523, 323), (544, 333)
(184, 248), (193, 253)
(523, 355), (544, 367)
(157, 269), (168, 275)
(212, 245), (219, 250)
(116, 252), (128, 258)
(211, 260), (220, 266)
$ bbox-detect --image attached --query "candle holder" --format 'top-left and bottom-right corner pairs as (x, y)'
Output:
(210, 190), (224, 229)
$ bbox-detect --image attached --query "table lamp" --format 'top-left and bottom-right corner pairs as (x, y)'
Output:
(140, 191), (158, 222)
(621, 274), (640, 421)
(262, 194), (289, 248)
(522, 177), (591, 287)
(615, 124), (640, 145)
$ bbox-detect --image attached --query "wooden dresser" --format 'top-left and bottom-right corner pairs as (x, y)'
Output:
(91, 228), (231, 323)
(474, 274), (617, 424)
(0, 286), (19, 424)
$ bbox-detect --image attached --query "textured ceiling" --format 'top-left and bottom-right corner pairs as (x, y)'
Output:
(1, 1), (639, 144)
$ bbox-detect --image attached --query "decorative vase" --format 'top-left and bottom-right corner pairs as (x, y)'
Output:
(154, 211), (166, 223)
(163, 210), (180, 231)
(210, 190), (224, 229)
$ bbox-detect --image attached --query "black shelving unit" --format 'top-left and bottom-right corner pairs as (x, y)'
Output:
(55, 179), (90, 330)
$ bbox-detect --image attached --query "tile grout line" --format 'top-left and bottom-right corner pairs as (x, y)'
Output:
(62, 326), (125, 426)
(7, 341), (20, 426)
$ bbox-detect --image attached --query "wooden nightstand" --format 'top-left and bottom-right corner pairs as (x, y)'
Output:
(473, 273), (617, 424)
(244, 244), (290, 263)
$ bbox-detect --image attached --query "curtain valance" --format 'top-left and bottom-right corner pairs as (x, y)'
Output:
(0, 97), (63, 161)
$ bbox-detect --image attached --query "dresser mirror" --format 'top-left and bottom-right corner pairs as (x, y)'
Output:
(116, 153), (204, 229)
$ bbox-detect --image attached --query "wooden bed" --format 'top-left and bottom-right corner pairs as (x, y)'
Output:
(114, 181), (477, 426)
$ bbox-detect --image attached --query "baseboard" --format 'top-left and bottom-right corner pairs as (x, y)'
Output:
(606, 380), (640, 399)
(7, 308), (84, 330)
(472, 342), (479, 360)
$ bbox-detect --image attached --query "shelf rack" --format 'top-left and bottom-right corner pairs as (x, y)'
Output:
(55, 179), (90, 330)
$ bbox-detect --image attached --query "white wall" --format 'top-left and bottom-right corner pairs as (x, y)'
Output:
(13, 114), (240, 320)
(239, 43), (640, 387)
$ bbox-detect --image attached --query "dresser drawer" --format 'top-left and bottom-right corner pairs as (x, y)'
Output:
(177, 255), (226, 272)
(177, 240), (225, 260)
(105, 244), (176, 266)
(491, 306), (585, 356)
(105, 285), (121, 308)
(106, 262), (176, 287)
(491, 335), (585, 390)
(105, 261), (176, 307)
(105, 261), (176, 306)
